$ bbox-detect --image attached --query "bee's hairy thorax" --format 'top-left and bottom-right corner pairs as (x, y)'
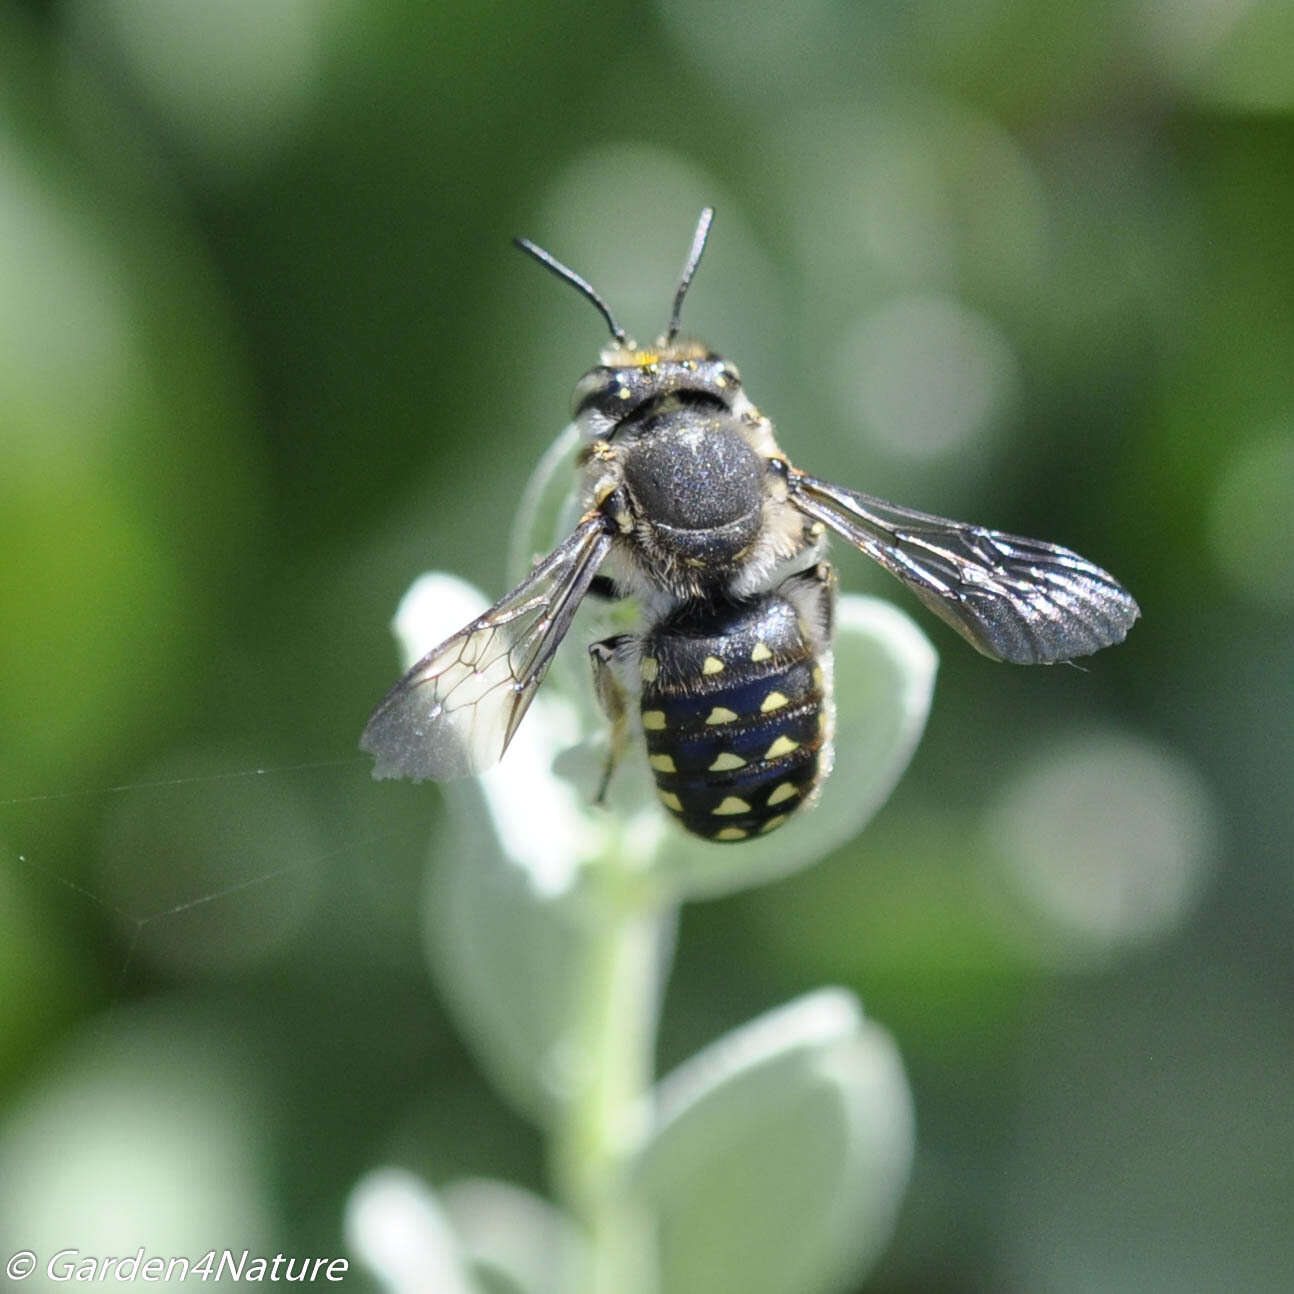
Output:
(575, 353), (811, 605)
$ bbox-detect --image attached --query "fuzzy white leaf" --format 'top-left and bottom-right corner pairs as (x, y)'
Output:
(442, 1178), (585, 1294)
(345, 1169), (477, 1294)
(628, 989), (915, 1294)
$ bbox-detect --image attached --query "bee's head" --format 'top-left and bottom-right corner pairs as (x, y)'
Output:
(567, 348), (742, 437)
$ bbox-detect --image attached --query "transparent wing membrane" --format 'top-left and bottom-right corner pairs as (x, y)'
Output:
(360, 515), (613, 779)
(786, 469), (1139, 665)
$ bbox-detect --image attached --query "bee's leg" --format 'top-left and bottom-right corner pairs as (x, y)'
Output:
(588, 634), (634, 804)
(779, 560), (836, 647)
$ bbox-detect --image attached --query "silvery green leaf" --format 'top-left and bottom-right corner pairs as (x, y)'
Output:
(345, 1168), (478, 1294)
(507, 424), (584, 604)
(441, 1178), (585, 1294)
(645, 594), (937, 902)
(387, 573), (672, 1125)
(428, 787), (677, 1126)
(627, 989), (914, 1294)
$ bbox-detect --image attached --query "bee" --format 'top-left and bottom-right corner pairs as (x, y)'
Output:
(361, 209), (1139, 842)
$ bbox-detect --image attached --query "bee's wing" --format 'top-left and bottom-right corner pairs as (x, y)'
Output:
(786, 469), (1139, 664)
(360, 514), (614, 780)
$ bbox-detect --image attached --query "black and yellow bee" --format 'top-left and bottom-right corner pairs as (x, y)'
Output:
(361, 210), (1139, 842)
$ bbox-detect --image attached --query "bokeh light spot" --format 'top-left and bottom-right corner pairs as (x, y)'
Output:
(531, 145), (767, 348)
(774, 100), (1048, 314)
(987, 730), (1217, 961)
(0, 1005), (272, 1264)
(81, 0), (330, 175)
(833, 294), (1019, 458)
(1151, 0), (1294, 111)
(0, 139), (140, 462)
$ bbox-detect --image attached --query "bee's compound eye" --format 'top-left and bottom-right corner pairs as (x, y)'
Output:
(572, 368), (605, 412)
(572, 366), (630, 417)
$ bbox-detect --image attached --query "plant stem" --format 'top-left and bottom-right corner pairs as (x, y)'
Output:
(553, 879), (669, 1294)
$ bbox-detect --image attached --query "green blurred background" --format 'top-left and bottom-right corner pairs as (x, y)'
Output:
(1, 0), (1291, 1289)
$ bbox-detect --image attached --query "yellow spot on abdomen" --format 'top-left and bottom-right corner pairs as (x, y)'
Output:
(760, 691), (789, 713)
(702, 655), (725, 675)
(705, 706), (738, 725)
(759, 814), (790, 834)
(643, 710), (666, 730)
(649, 753), (676, 773)
(708, 751), (746, 771)
(767, 782), (799, 806)
(658, 789), (683, 812)
(750, 642), (773, 662)
(764, 735), (799, 760)
(641, 656), (659, 682)
(713, 796), (751, 816)
(714, 826), (748, 841)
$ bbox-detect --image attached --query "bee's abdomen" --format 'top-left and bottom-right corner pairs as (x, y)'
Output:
(639, 595), (827, 843)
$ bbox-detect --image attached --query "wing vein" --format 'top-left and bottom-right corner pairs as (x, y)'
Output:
(360, 514), (613, 779)
(786, 467), (1139, 664)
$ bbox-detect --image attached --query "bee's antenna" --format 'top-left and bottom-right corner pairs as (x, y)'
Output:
(665, 206), (714, 343)
(513, 235), (628, 345)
